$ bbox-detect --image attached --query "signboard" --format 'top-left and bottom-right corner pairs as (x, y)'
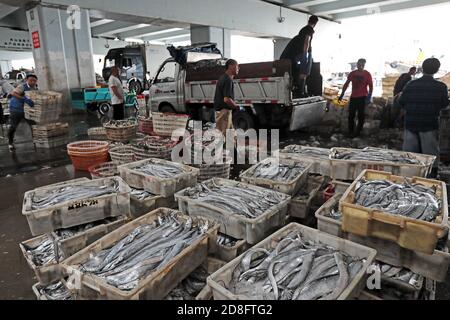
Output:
(32, 31), (40, 49)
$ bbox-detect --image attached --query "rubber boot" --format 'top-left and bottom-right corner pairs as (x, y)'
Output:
(293, 79), (306, 99)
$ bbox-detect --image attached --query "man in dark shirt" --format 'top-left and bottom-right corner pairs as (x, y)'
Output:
(399, 58), (449, 176)
(280, 15), (319, 98)
(394, 67), (417, 96)
(214, 59), (239, 135)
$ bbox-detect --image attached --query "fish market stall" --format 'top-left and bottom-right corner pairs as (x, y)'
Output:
(118, 158), (199, 197)
(22, 177), (131, 236)
(330, 147), (436, 180)
(340, 170), (448, 254)
(175, 178), (291, 244)
(240, 157), (312, 196)
(129, 187), (177, 218)
(207, 223), (377, 300)
(288, 175), (325, 219)
(280, 145), (331, 176)
(315, 192), (450, 282)
(62, 208), (219, 300)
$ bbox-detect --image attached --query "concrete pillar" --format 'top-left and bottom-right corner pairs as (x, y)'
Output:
(273, 38), (290, 60)
(0, 60), (13, 75)
(190, 26), (231, 58)
(26, 4), (95, 112)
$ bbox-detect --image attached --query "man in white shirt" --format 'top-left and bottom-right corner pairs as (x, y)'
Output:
(108, 66), (125, 120)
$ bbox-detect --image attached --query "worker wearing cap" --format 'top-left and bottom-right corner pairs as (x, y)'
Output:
(8, 74), (37, 151)
(339, 58), (373, 137)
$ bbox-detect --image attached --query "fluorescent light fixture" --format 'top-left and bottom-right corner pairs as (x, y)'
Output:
(137, 27), (183, 38)
(125, 38), (144, 43)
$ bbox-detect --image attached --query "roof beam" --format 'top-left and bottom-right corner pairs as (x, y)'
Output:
(41, 0), (338, 38)
(89, 18), (114, 27)
(91, 21), (147, 36)
(116, 26), (169, 39)
(333, 0), (450, 19)
(310, 0), (412, 15)
(284, 0), (335, 7)
(154, 34), (191, 43)
(141, 30), (189, 41)
(0, 3), (20, 20)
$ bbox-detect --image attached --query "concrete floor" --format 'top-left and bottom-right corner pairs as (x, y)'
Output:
(0, 111), (449, 299)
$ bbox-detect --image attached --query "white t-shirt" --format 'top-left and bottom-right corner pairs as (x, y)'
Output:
(108, 75), (124, 104)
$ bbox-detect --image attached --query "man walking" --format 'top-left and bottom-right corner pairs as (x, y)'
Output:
(0, 77), (14, 124)
(339, 58), (373, 137)
(108, 66), (125, 120)
(8, 74), (37, 151)
(280, 15), (319, 98)
(399, 58), (449, 177)
(214, 59), (239, 136)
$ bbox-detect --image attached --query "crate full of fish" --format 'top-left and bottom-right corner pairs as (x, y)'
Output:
(240, 157), (312, 196)
(340, 169), (448, 254)
(315, 192), (450, 282)
(61, 208), (219, 300)
(280, 145), (331, 176)
(130, 187), (177, 219)
(32, 280), (74, 300)
(175, 178), (291, 244)
(118, 158), (199, 197)
(51, 216), (129, 259)
(288, 175), (324, 219)
(164, 257), (226, 300)
(22, 176), (131, 236)
(209, 233), (248, 263)
(329, 147), (436, 180)
(207, 223), (377, 300)
(20, 234), (65, 285)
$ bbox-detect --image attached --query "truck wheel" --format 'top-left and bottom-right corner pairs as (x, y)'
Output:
(160, 104), (176, 113)
(233, 111), (255, 131)
(129, 80), (142, 94)
(98, 102), (111, 116)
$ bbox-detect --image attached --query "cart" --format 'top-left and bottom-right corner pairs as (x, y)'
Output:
(70, 87), (139, 117)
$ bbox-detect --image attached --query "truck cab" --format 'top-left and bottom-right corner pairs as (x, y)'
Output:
(102, 45), (149, 93)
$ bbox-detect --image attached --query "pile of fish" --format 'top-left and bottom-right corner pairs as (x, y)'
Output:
(373, 262), (422, 289)
(228, 231), (364, 300)
(24, 235), (59, 266)
(332, 147), (422, 165)
(354, 179), (440, 222)
(324, 203), (342, 221)
(38, 281), (73, 300)
(217, 233), (238, 247)
(30, 180), (119, 210)
(134, 161), (185, 179)
(183, 180), (288, 219)
(54, 217), (118, 240)
(130, 187), (155, 200)
(281, 146), (330, 159)
(80, 213), (209, 291)
(245, 159), (309, 182)
(103, 119), (137, 128)
(164, 265), (209, 300)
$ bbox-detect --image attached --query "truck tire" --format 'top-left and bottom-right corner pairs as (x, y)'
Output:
(233, 111), (255, 131)
(98, 102), (111, 116)
(159, 104), (176, 113)
(129, 80), (142, 94)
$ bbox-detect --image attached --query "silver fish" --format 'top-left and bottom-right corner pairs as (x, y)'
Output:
(39, 281), (73, 300)
(332, 147), (422, 165)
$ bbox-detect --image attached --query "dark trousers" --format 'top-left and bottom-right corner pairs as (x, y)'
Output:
(0, 102), (4, 124)
(113, 103), (124, 120)
(348, 97), (367, 135)
(8, 112), (34, 144)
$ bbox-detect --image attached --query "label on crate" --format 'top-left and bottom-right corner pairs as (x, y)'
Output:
(68, 199), (99, 211)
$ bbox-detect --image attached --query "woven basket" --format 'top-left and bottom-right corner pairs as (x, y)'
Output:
(109, 145), (135, 164)
(88, 162), (118, 179)
(87, 127), (108, 140)
(138, 117), (154, 135)
(187, 156), (232, 182)
(131, 135), (176, 161)
(152, 112), (189, 137)
(67, 140), (110, 171)
(104, 121), (138, 142)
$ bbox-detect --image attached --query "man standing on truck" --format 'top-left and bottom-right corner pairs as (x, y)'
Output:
(214, 59), (239, 136)
(108, 66), (125, 120)
(280, 15), (319, 98)
(339, 58), (373, 138)
(399, 58), (449, 178)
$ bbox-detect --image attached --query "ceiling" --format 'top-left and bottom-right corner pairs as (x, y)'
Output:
(263, 0), (450, 20)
